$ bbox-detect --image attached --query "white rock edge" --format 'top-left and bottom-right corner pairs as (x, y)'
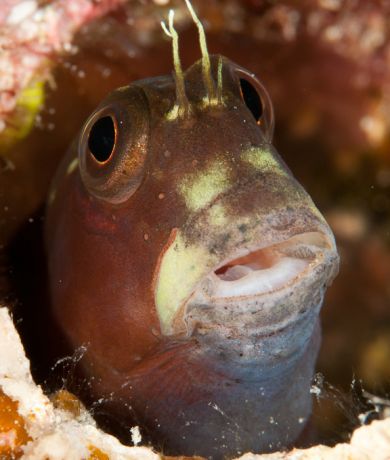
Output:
(0, 307), (159, 460)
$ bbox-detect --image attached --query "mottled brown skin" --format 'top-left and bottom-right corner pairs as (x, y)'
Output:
(46, 56), (338, 458)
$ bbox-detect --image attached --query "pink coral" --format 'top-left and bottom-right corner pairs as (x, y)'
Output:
(0, 0), (127, 137)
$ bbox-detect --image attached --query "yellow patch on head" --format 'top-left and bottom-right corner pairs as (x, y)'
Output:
(208, 203), (229, 227)
(179, 160), (231, 212)
(155, 232), (214, 335)
(241, 146), (287, 175)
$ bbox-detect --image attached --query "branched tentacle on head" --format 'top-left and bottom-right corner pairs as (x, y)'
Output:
(161, 10), (190, 119)
(161, 0), (221, 120)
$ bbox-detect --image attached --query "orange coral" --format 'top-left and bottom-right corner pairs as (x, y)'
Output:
(88, 445), (110, 460)
(0, 389), (31, 458)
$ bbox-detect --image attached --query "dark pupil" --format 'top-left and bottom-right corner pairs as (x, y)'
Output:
(88, 116), (115, 162)
(240, 78), (263, 122)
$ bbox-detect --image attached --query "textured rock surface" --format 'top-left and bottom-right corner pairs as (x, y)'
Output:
(0, 306), (159, 459)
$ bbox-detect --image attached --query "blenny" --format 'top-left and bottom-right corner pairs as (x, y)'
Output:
(45, 3), (339, 458)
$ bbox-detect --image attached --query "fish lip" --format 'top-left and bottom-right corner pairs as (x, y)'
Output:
(186, 230), (338, 305)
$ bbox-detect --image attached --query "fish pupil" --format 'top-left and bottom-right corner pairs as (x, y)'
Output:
(240, 78), (263, 123)
(88, 116), (115, 163)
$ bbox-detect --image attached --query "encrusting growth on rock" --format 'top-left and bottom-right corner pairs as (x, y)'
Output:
(0, 389), (31, 458)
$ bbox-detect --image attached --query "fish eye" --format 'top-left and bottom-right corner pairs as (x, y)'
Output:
(87, 115), (116, 163)
(239, 78), (263, 123)
(78, 87), (150, 204)
(235, 66), (275, 143)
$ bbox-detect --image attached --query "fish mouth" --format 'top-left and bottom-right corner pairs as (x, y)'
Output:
(173, 229), (339, 370)
(155, 226), (338, 337)
(199, 231), (333, 302)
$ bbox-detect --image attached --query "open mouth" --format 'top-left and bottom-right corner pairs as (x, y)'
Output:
(197, 232), (332, 300)
(155, 227), (337, 336)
